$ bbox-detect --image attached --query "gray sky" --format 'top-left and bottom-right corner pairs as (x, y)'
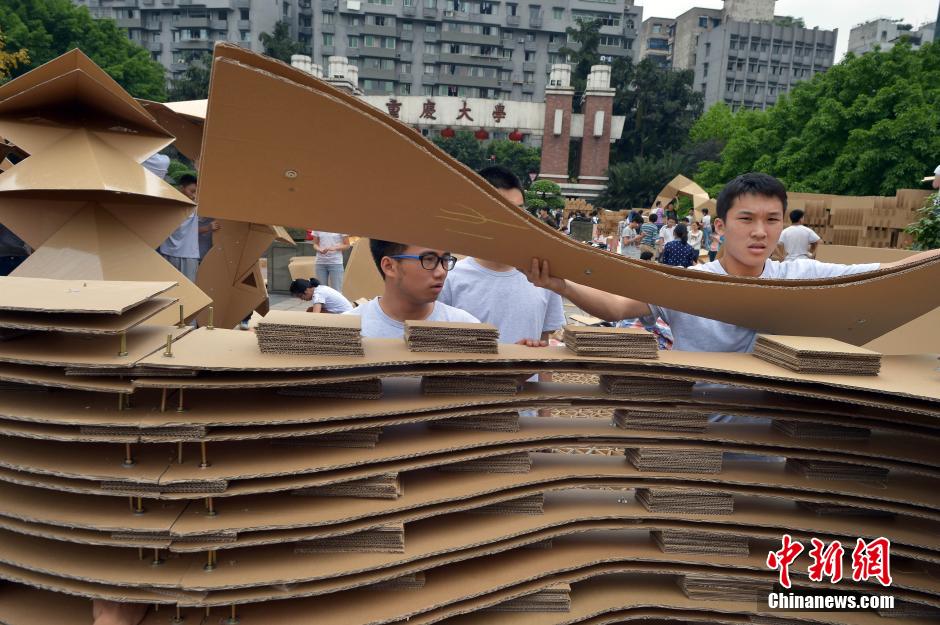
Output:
(636, 0), (938, 60)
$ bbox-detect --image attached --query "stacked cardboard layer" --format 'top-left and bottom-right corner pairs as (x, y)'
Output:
(625, 447), (724, 474)
(255, 311), (364, 356)
(635, 488), (735, 515)
(678, 574), (773, 602)
(405, 321), (499, 354)
(754, 335), (882, 375)
(600, 375), (695, 398)
(484, 583), (571, 612)
(278, 378), (383, 399)
(652, 529), (749, 555)
(613, 408), (709, 433)
(786, 458), (889, 483)
(422, 375), (522, 395)
(563, 325), (658, 358)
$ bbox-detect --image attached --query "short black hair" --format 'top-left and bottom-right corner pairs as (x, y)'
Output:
(715, 172), (787, 221)
(640, 251), (654, 261)
(369, 239), (408, 279)
(702, 207), (709, 214)
(289, 278), (319, 295)
(666, 212), (677, 223)
(789, 209), (805, 224)
(646, 213), (657, 223)
(178, 173), (197, 187)
(630, 214), (643, 224)
(478, 165), (522, 194)
(655, 200), (662, 207)
(673, 223), (688, 243)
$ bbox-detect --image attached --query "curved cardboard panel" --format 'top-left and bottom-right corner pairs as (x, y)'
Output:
(197, 44), (940, 345)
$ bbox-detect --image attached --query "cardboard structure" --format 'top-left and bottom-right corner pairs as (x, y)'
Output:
(0, 49), (212, 326)
(0, 298), (934, 622)
(654, 175), (711, 222)
(196, 44), (940, 345)
(341, 237), (384, 303)
(0, 49), (938, 625)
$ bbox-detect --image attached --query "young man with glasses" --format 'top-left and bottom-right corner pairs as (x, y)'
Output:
(345, 240), (479, 338)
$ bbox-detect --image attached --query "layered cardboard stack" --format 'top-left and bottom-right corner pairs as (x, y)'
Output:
(625, 447), (723, 473)
(562, 325), (658, 358)
(421, 375), (522, 395)
(404, 320), (499, 354)
(255, 311), (364, 356)
(754, 335), (882, 375)
(600, 375), (694, 398)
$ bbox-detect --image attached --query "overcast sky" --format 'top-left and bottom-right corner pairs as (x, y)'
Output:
(636, 0), (938, 60)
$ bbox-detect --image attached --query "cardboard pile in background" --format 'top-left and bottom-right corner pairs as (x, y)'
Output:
(291, 473), (401, 499)
(255, 311), (363, 355)
(422, 375), (522, 395)
(278, 378), (383, 399)
(754, 335), (882, 375)
(772, 419), (870, 440)
(432, 411), (521, 432)
(562, 325), (658, 358)
(652, 530), (749, 555)
(484, 583), (571, 612)
(679, 574), (773, 602)
(405, 321), (499, 354)
(785, 458), (889, 483)
(294, 524), (404, 553)
(439, 452), (532, 473)
(613, 408), (709, 433)
(635, 488), (735, 514)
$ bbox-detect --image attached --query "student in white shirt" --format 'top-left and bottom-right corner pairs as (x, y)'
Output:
(289, 277), (354, 313)
(776, 209), (820, 261)
(345, 239), (478, 338)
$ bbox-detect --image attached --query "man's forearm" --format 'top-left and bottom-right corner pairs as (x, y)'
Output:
(558, 280), (650, 321)
(881, 248), (940, 269)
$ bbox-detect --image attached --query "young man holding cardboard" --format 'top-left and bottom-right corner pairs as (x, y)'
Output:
(345, 239), (478, 338)
(439, 166), (564, 347)
(525, 172), (940, 353)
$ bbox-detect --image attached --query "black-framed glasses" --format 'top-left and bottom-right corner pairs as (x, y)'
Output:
(389, 252), (457, 271)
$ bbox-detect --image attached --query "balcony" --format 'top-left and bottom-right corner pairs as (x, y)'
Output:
(360, 46), (397, 58)
(522, 61), (536, 72)
(528, 15), (542, 28)
(422, 7), (438, 18)
(233, 0), (250, 6)
(506, 14), (519, 26)
(210, 19), (228, 30)
(421, 75), (438, 85)
(398, 50), (413, 61)
(522, 82), (534, 93)
(141, 0), (154, 5)
(116, 16), (143, 29)
(439, 30), (499, 45)
(147, 41), (163, 52)
(399, 28), (413, 40)
(422, 53), (438, 62)
(359, 66), (397, 80)
(321, 45), (335, 54)
(321, 23), (335, 33)
(523, 39), (537, 51)
(175, 16), (210, 28)
(237, 19), (251, 29)
(402, 5), (416, 15)
(300, 25), (313, 35)
(143, 20), (162, 31)
(423, 32), (439, 42)
(172, 39), (214, 50)
(398, 72), (413, 82)
(361, 24), (397, 37)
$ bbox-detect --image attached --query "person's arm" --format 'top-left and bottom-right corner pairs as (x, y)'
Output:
(311, 234), (324, 254)
(773, 242), (786, 261)
(306, 303), (324, 313)
(92, 600), (148, 625)
(524, 259), (652, 321)
(335, 235), (351, 252)
(808, 241), (818, 258)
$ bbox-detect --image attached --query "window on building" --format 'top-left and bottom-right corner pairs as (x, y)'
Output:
(348, 35), (360, 47)
(704, 42), (710, 55)
(374, 15), (386, 26)
(481, 2), (495, 14)
(400, 40), (413, 51)
(500, 48), (512, 59)
(552, 7), (563, 19)
(422, 85), (433, 95)
(404, 0), (414, 6)
(424, 0), (436, 7)
(322, 11), (334, 24)
(346, 15), (361, 26)
(399, 83), (412, 95)
(524, 50), (536, 61)
(240, 30), (251, 42)
(426, 23), (437, 32)
(400, 62), (412, 72)
(424, 63), (435, 74)
(402, 21), (412, 31)
(239, 8), (250, 19)
(323, 33), (334, 45)
(651, 24), (661, 34)
(424, 42), (437, 53)
(624, 38), (632, 49)
(698, 16), (708, 27)
(523, 71), (534, 82)
(507, 3), (517, 16)
(702, 62), (708, 77)
(525, 32), (536, 42)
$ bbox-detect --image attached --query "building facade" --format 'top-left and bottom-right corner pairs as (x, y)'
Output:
(693, 19), (836, 111)
(637, 17), (674, 68)
(73, 0), (285, 78)
(848, 19), (936, 56)
(74, 0), (643, 101)
(312, 0), (641, 100)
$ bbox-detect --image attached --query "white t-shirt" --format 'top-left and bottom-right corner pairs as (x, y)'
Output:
(312, 285), (353, 313)
(438, 258), (565, 344)
(687, 230), (704, 250)
(646, 259), (881, 353)
(345, 298), (479, 338)
(658, 225), (676, 245)
(313, 231), (346, 265)
(778, 224), (821, 261)
(158, 209), (200, 259)
(702, 214), (711, 229)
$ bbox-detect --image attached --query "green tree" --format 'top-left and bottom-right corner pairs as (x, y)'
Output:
(694, 42), (940, 197)
(486, 140), (540, 187)
(167, 52), (211, 101)
(433, 131), (486, 171)
(0, 0), (165, 99)
(259, 20), (303, 63)
(906, 194), (940, 250)
(0, 28), (28, 80)
(613, 58), (704, 162)
(559, 18), (601, 111)
(524, 179), (565, 214)
(774, 16), (805, 28)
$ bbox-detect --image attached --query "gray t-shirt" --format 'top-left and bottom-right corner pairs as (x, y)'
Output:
(313, 231), (346, 265)
(158, 209), (200, 259)
(312, 285), (353, 313)
(647, 258), (881, 353)
(438, 258), (565, 344)
(345, 298), (479, 338)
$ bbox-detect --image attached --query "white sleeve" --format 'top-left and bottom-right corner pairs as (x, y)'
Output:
(542, 291), (566, 333)
(788, 259), (880, 279)
(934, 164), (940, 175)
(808, 229), (820, 243)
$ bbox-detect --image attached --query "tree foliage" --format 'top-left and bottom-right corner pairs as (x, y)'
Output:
(259, 21), (303, 63)
(433, 131), (486, 171)
(167, 52), (211, 101)
(0, 29), (28, 80)
(693, 42), (940, 196)
(486, 140), (540, 188)
(0, 0), (165, 99)
(612, 58), (704, 162)
(524, 179), (565, 213)
(905, 194), (940, 250)
(559, 17), (601, 110)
